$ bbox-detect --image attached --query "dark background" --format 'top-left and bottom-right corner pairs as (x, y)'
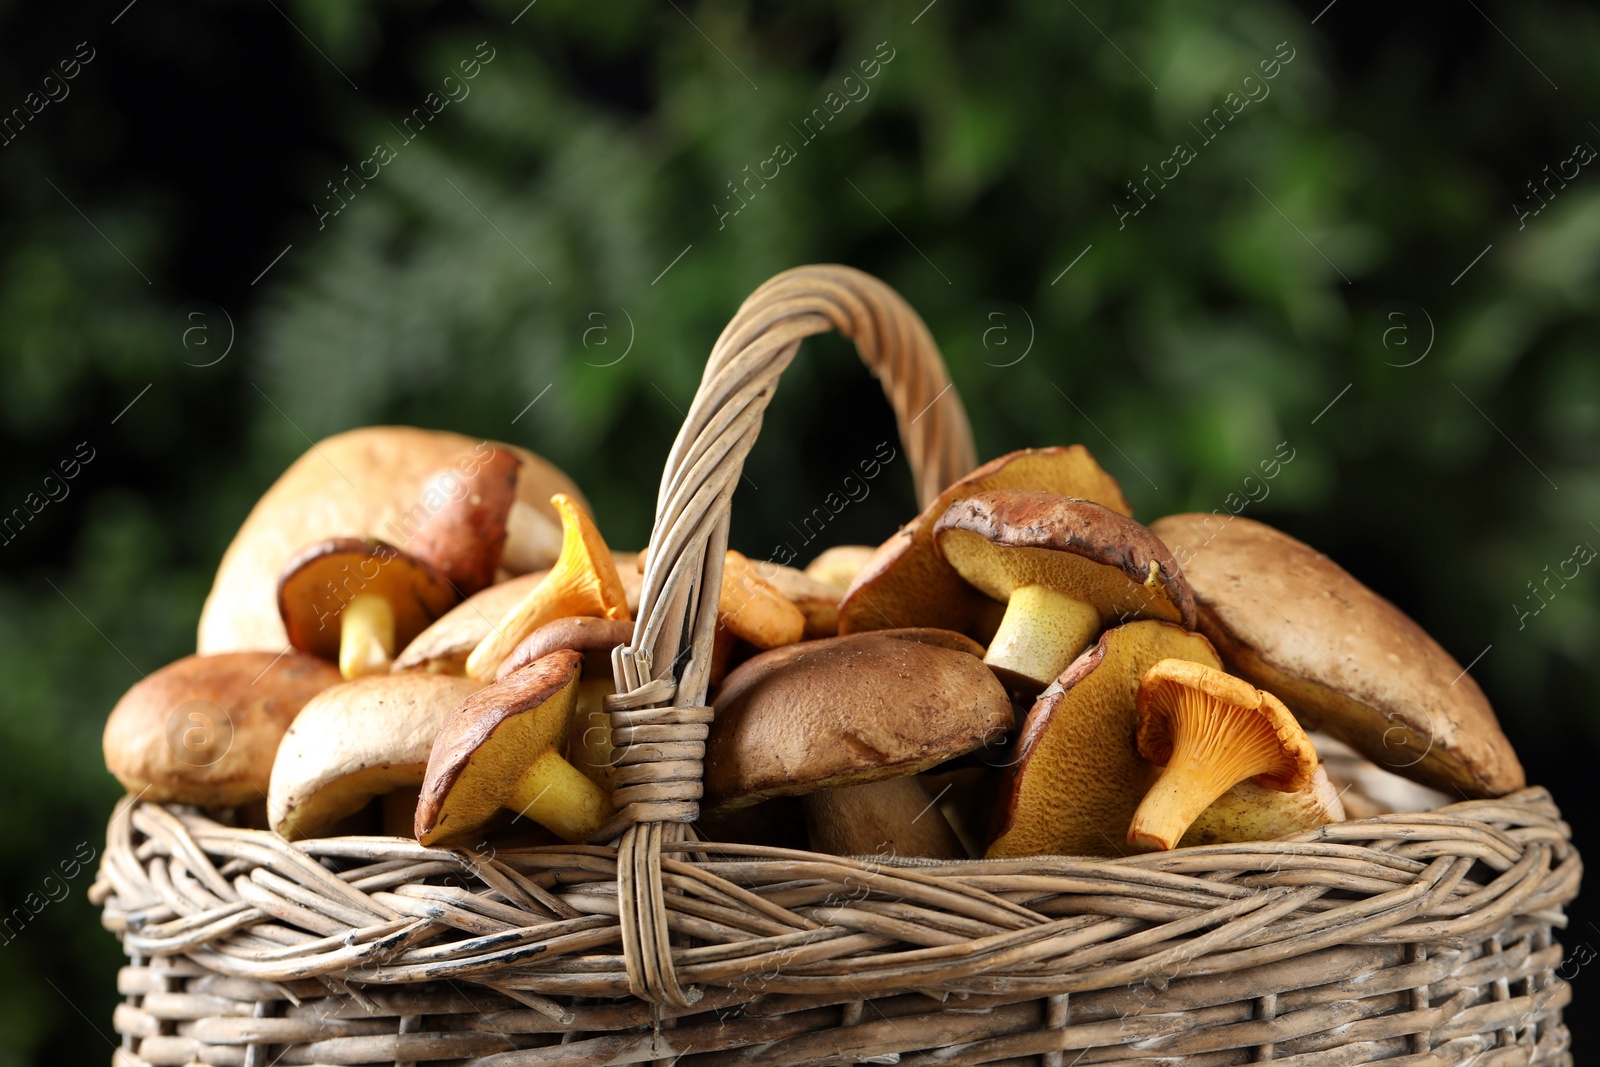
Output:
(1, 0), (1597, 1061)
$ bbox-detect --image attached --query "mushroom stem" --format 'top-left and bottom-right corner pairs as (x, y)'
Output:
(1127, 762), (1245, 852)
(1127, 698), (1293, 851)
(984, 584), (1101, 689)
(339, 594), (397, 679)
(507, 748), (613, 843)
(803, 777), (966, 859)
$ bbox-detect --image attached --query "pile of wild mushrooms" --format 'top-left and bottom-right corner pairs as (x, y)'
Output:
(102, 431), (1527, 859)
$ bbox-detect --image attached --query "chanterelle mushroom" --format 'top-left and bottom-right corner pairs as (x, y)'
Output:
(839, 446), (1132, 640)
(1128, 659), (1319, 852)
(268, 673), (482, 839)
(464, 495), (629, 681)
(103, 652), (342, 808)
(200, 427), (586, 654)
(278, 538), (457, 680)
(417, 649), (611, 845)
(934, 490), (1195, 691)
(1148, 513), (1524, 798)
(392, 552), (641, 676)
(706, 630), (1013, 859)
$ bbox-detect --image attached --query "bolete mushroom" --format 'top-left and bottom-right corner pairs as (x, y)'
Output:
(1127, 659), (1320, 852)
(199, 427), (585, 654)
(278, 538), (457, 680)
(103, 651), (342, 808)
(495, 616), (633, 792)
(705, 630), (1013, 859)
(934, 490), (1195, 691)
(404, 445), (523, 597)
(416, 649), (611, 845)
(464, 495), (630, 681)
(839, 446), (1132, 640)
(267, 673), (482, 839)
(1148, 514), (1524, 798)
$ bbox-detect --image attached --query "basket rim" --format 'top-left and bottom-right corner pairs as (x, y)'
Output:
(94, 784), (1581, 1005)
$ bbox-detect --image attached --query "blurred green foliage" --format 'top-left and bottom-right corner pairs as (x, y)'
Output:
(2, 0), (1598, 1061)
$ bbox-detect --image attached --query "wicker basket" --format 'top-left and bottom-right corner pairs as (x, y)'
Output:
(93, 265), (1582, 1066)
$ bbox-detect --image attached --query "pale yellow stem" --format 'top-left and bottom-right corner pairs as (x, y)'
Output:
(339, 594), (396, 680)
(507, 748), (613, 843)
(983, 584), (1102, 689)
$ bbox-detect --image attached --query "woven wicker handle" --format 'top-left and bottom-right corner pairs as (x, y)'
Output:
(604, 264), (975, 1006)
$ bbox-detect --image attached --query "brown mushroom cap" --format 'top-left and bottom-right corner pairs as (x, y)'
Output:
(932, 491), (1194, 691)
(987, 621), (1222, 859)
(277, 537), (457, 662)
(496, 616), (633, 680)
(1148, 513), (1525, 798)
(416, 649), (610, 844)
(392, 553), (641, 675)
(705, 629), (1010, 809)
(268, 673), (482, 839)
(839, 446), (1133, 639)
(406, 446), (523, 597)
(935, 491), (1194, 626)
(199, 427), (587, 654)
(103, 652), (343, 807)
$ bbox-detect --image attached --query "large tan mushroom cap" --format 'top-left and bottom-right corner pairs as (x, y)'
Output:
(987, 621), (1222, 859)
(392, 553), (641, 675)
(705, 629), (1008, 809)
(268, 673), (481, 839)
(199, 427), (586, 654)
(839, 446), (1133, 639)
(104, 652), (342, 807)
(1148, 514), (1525, 798)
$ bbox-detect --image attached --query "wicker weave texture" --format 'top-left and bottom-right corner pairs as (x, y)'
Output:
(96, 788), (1578, 1064)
